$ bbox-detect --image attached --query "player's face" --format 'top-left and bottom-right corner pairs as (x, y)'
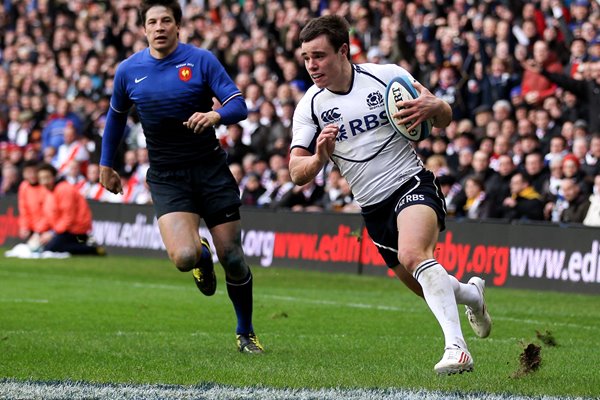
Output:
(301, 35), (350, 91)
(144, 6), (179, 58)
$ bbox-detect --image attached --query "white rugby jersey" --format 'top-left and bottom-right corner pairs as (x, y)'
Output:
(291, 63), (424, 207)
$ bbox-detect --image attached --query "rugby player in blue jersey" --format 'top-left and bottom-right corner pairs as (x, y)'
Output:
(99, 0), (263, 354)
(290, 15), (491, 374)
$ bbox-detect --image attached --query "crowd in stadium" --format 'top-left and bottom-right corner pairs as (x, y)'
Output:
(0, 0), (599, 226)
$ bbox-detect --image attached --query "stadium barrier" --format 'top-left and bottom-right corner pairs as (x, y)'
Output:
(1, 195), (599, 295)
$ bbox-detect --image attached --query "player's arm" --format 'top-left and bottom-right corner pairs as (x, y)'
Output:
(394, 81), (452, 131)
(185, 50), (248, 133)
(289, 124), (337, 186)
(99, 107), (128, 195)
(184, 94), (247, 133)
(99, 62), (132, 195)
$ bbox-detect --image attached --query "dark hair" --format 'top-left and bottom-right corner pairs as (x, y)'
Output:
(38, 162), (57, 177)
(22, 160), (39, 169)
(299, 15), (351, 60)
(465, 175), (485, 191)
(513, 171), (530, 185)
(140, 0), (182, 26)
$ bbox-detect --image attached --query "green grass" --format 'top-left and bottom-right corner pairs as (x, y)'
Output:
(0, 252), (599, 398)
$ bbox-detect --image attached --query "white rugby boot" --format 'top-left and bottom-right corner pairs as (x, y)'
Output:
(465, 277), (492, 338)
(434, 346), (474, 375)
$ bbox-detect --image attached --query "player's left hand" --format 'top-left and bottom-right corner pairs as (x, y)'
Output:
(393, 81), (436, 132)
(184, 111), (221, 133)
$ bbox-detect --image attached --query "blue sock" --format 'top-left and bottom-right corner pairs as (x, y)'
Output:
(226, 272), (254, 335)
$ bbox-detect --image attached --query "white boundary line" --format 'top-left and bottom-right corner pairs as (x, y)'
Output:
(0, 380), (592, 400)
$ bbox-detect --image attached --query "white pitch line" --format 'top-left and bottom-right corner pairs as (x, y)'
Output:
(262, 294), (408, 312)
(0, 380), (591, 400)
(0, 298), (48, 303)
(494, 316), (600, 331)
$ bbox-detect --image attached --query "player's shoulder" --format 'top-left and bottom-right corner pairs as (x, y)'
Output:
(179, 43), (216, 60)
(115, 49), (147, 74)
(295, 84), (326, 111)
(355, 63), (412, 84)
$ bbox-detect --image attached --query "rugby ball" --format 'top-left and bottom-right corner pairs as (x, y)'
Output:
(384, 76), (432, 142)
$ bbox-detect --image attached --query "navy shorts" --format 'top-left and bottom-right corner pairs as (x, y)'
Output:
(361, 169), (447, 268)
(146, 152), (241, 228)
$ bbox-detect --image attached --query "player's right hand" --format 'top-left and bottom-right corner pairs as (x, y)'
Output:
(99, 165), (123, 195)
(316, 124), (337, 162)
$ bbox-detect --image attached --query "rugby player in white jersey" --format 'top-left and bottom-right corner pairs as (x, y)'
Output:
(289, 15), (492, 375)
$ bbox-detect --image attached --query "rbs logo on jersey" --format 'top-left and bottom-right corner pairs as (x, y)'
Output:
(329, 110), (390, 142)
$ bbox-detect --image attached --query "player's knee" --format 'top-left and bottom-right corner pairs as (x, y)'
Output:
(397, 247), (426, 273)
(221, 247), (249, 280)
(169, 246), (198, 272)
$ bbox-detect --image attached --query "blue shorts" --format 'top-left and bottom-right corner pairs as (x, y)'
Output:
(146, 152), (241, 228)
(361, 169), (446, 268)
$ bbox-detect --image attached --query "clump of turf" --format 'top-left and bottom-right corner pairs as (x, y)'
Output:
(512, 343), (542, 378)
(536, 330), (558, 347)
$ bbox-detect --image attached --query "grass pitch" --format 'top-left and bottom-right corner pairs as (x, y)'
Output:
(0, 252), (599, 399)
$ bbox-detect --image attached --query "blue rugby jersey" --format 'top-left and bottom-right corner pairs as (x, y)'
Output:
(107, 43), (245, 169)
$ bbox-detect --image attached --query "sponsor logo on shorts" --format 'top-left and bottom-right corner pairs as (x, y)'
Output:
(397, 194), (425, 207)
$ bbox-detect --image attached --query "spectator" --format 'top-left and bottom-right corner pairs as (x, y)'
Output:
(329, 177), (360, 213)
(432, 63), (468, 121)
(277, 179), (325, 212)
(63, 160), (86, 190)
(521, 40), (564, 106)
(548, 156), (566, 198)
(488, 57), (520, 104)
(249, 101), (290, 161)
(523, 151), (551, 198)
(524, 60), (600, 133)
(582, 134), (600, 178)
(81, 163), (114, 202)
(533, 108), (561, 154)
(223, 123), (253, 166)
(41, 99), (82, 152)
(36, 163), (104, 255)
(492, 99), (513, 125)
(583, 174), (600, 227)
(53, 122), (89, 177)
(500, 172), (545, 221)
(241, 173), (266, 207)
(455, 145), (475, 181)
(560, 178), (591, 223)
(490, 135), (512, 171)
(6, 107), (31, 147)
(467, 150), (501, 192)
(544, 136), (568, 166)
(438, 174), (461, 217)
(561, 153), (590, 195)
(228, 163), (245, 195)
(0, 162), (20, 196)
(488, 154), (516, 218)
(120, 149), (138, 179)
(544, 156), (568, 222)
(454, 176), (491, 220)
(17, 160), (48, 242)
(259, 167), (295, 209)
